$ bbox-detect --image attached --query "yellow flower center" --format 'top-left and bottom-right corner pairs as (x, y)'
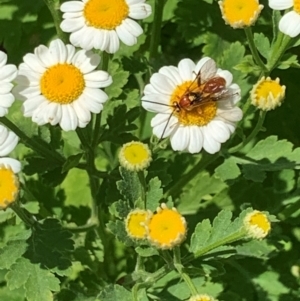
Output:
(126, 210), (149, 239)
(294, 0), (300, 14)
(84, 0), (129, 30)
(0, 167), (19, 209)
(40, 64), (85, 104)
(254, 79), (283, 100)
(248, 212), (271, 233)
(123, 142), (150, 165)
(171, 81), (217, 126)
(221, 0), (261, 25)
(148, 207), (186, 248)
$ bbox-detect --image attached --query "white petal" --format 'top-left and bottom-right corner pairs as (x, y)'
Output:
(279, 11), (300, 38)
(22, 95), (45, 116)
(66, 44), (76, 64)
(116, 22), (137, 46)
(0, 65), (18, 82)
(60, 105), (78, 131)
(0, 93), (15, 108)
(83, 87), (108, 104)
(32, 101), (49, 125)
(170, 126), (190, 151)
(22, 53), (45, 74)
(84, 71), (112, 88)
(60, 1), (84, 12)
(202, 127), (221, 154)
(0, 82), (13, 94)
(0, 130), (18, 156)
(72, 98), (91, 124)
(107, 30), (120, 53)
(44, 102), (62, 125)
(122, 19), (143, 37)
(80, 95), (102, 113)
(129, 3), (152, 19)
(178, 59), (195, 82)
(218, 107), (243, 122)
(151, 113), (178, 138)
(207, 120), (231, 143)
(187, 126), (203, 153)
(159, 66), (182, 86)
(127, 0), (145, 5)
(34, 45), (56, 67)
(93, 29), (109, 51)
(142, 94), (171, 113)
(0, 51), (7, 68)
(60, 17), (85, 33)
(150, 73), (175, 94)
(268, 0), (292, 10)
(0, 158), (21, 173)
(72, 50), (100, 73)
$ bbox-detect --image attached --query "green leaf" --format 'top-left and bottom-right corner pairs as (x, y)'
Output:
(24, 156), (60, 176)
(146, 177), (163, 211)
(234, 55), (261, 74)
(277, 54), (299, 69)
(106, 220), (135, 246)
(61, 153), (83, 173)
(117, 167), (142, 204)
(98, 284), (132, 301)
(190, 209), (252, 254)
(109, 200), (131, 219)
(254, 33), (270, 59)
(236, 240), (276, 259)
(135, 246), (159, 257)
(6, 257), (60, 301)
(215, 157), (241, 182)
(0, 230), (31, 269)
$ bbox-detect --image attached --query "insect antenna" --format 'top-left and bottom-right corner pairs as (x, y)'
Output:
(142, 99), (174, 108)
(158, 107), (177, 142)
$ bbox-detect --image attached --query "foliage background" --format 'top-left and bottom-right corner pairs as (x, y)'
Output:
(0, 0), (300, 300)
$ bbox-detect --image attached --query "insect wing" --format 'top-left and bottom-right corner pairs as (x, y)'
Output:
(194, 58), (217, 84)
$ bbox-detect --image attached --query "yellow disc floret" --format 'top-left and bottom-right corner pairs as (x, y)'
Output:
(294, 0), (300, 14)
(189, 294), (217, 301)
(251, 76), (286, 111)
(171, 81), (217, 126)
(147, 203), (187, 249)
(40, 64), (85, 104)
(244, 210), (271, 239)
(119, 141), (152, 171)
(125, 209), (151, 239)
(219, 0), (263, 28)
(0, 167), (19, 210)
(84, 0), (129, 30)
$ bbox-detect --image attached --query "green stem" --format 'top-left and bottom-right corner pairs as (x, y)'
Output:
(173, 247), (198, 296)
(183, 228), (247, 264)
(92, 52), (110, 148)
(0, 117), (64, 164)
(43, 0), (68, 42)
(228, 110), (266, 154)
(267, 32), (292, 71)
(137, 171), (147, 209)
(164, 153), (219, 199)
(10, 201), (38, 228)
(244, 27), (268, 73)
(148, 0), (166, 61)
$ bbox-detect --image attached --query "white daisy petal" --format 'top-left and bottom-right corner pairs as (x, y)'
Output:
(116, 23), (137, 46)
(268, 0), (293, 10)
(187, 126), (204, 153)
(60, 1), (84, 12)
(0, 128), (18, 156)
(129, 3), (152, 19)
(14, 39), (112, 131)
(142, 56), (242, 154)
(279, 11), (300, 38)
(60, 17), (85, 33)
(0, 52), (7, 68)
(170, 126), (190, 151)
(0, 158), (21, 173)
(0, 65), (18, 82)
(107, 30), (120, 53)
(178, 59), (195, 81)
(93, 29), (109, 51)
(0, 82), (14, 94)
(23, 53), (45, 74)
(122, 18), (143, 37)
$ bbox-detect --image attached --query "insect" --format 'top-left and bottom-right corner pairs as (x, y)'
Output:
(142, 59), (239, 140)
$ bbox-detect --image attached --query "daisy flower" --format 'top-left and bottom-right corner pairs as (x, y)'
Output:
(125, 209), (151, 239)
(0, 124), (21, 173)
(251, 76), (286, 111)
(244, 210), (271, 239)
(189, 294), (217, 301)
(60, 0), (152, 54)
(269, 0), (300, 37)
(146, 203), (187, 249)
(13, 39), (112, 131)
(0, 51), (18, 116)
(142, 57), (243, 154)
(119, 141), (152, 171)
(219, 0), (263, 28)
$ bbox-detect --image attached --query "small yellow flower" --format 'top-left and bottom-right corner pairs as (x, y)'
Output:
(147, 203), (187, 249)
(219, 0), (263, 28)
(189, 294), (217, 301)
(251, 76), (286, 111)
(244, 210), (271, 239)
(119, 141), (152, 171)
(0, 166), (19, 210)
(125, 209), (151, 239)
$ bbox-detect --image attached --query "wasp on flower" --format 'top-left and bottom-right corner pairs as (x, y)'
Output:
(142, 57), (243, 154)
